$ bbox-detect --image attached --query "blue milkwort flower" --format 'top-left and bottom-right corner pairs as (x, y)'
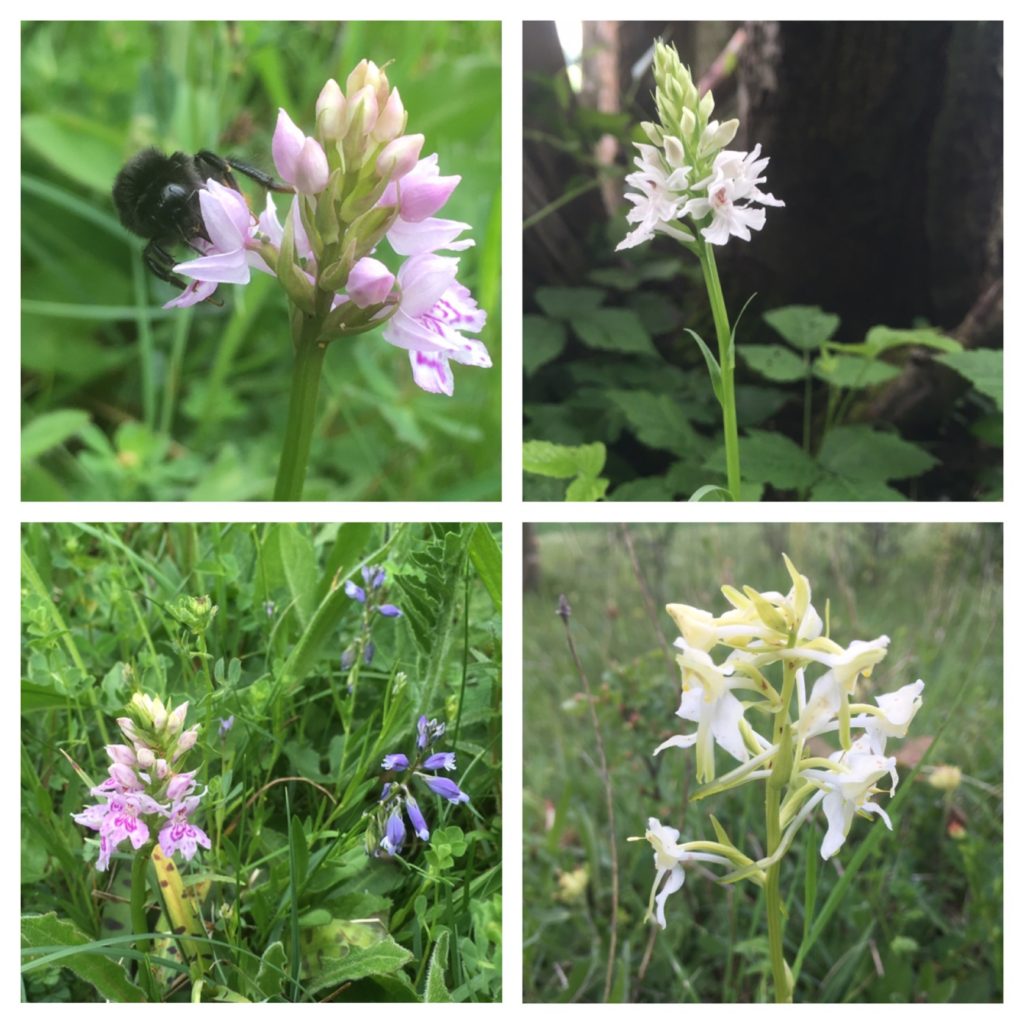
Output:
(381, 811), (406, 855)
(378, 604), (402, 618)
(218, 716), (235, 738)
(364, 641), (376, 665)
(373, 714), (469, 857)
(341, 566), (402, 673)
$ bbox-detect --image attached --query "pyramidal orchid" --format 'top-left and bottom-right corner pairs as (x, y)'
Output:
(159, 59), (491, 500)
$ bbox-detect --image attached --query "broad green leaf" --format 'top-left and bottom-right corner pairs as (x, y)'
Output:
(425, 930), (453, 1002)
(565, 475), (609, 501)
(813, 355), (901, 388)
(736, 385), (790, 426)
(522, 440), (605, 479)
(21, 680), (71, 712)
(302, 934), (413, 995)
(523, 315), (567, 375)
(607, 390), (700, 456)
(740, 345), (806, 383)
(21, 409), (91, 463)
(21, 913), (146, 1002)
(763, 305), (840, 351)
(937, 349), (1003, 409)
(704, 429), (818, 490)
(809, 477), (907, 501)
(817, 425), (938, 483)
(468, 524), (502, 611)
(573, 307), (656, 355)
(271, 524), (318, 630)
(534, 286), (606, 319)
(832, 325), (962, 359)
(256, 941), (288, 1000)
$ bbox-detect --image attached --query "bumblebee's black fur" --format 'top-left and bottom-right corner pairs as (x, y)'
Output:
(112, 147), (289, 293)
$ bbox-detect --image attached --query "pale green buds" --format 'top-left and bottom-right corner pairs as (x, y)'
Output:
(174, 594), (218, 636)
(640, 120), (664, 146)
(346, 59), (389, 109)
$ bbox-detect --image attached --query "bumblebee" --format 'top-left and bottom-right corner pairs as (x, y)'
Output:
(111, 148), (291, 291)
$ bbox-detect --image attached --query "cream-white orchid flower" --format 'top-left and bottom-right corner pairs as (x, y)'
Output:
(802, 739), (899, 859)
(858, 680), (926, 754)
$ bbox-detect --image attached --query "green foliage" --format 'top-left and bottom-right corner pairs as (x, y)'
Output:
(523, 440), (609, 501)
(763, 305), (840, 351)
(523, 523), (1002, 1002)
(21, 21), (501, 501)
(937, 350), (1003, 410)
(20, 522), (502, 1002)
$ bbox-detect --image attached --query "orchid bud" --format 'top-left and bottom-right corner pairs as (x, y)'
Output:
(167, 701), (189, 733)
(345, 258), (395, 308)
(135, 746), (156, 769)
(155, 758), (169, 779)
(272, 108), (307, 185)
(376, 133), (424, 183)
(663, 135), (686, 169)
(343, 85), (379, 140)
(372, 88), (406, 143)
(110, 763), (139, 789)
(105, 744), (136, 766)
(294, 137), (330, 194)
(177, 727), (199, 754)
(316, 78), (347, 141)
(117, 717), (140, 743)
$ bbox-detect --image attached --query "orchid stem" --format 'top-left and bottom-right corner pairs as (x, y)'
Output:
(273, 315), (327, 501)
(696, 240), (741, 500)
(765, 656), (797, 1002)
(130, 851), (158, 1000)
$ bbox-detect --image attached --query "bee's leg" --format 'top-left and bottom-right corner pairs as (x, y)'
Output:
(194, 150), (242, 191)
(224, 154), (294, 194)
(143, 240), (188, 290)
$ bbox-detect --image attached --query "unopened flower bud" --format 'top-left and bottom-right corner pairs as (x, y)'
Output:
(344, 85), (379, 139)
(316, 78), (347, 140)
(110, 763), (139, 789)
(155, 758), (169, 779)
(346, 59), (385, 100)
(345, 257), (395, 308)
(106, 744), (136, 766)
(294, 137), (329, 194)
(376, 133), (424, 183)
(167, 701), (189, 733)
(117, 717), (140, 743)
(177, 727), (199, 754)
(663, 135), (686, 168)
(372, 88), (406, 143)
(135, 746), (156, 768)
(929, 765), (962, 792)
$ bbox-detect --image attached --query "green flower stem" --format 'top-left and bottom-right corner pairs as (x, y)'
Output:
(130, 850), (158, 1001)
(765, 656), (797, 1003)
(273, 315), (328, 501)
(696, 240), (741, 500)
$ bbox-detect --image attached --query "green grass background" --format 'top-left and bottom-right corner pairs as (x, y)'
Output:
(21, 21), (501, 501)
(21, 522), (502, 1002)
(523, 522), (1002, 1002)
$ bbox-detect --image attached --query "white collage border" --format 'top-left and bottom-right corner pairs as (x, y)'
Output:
(6, 1), (1018, 1017)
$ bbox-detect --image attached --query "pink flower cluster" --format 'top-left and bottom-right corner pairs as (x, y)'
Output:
(164, 63), (490, 397)
(72, 698), (210, 870)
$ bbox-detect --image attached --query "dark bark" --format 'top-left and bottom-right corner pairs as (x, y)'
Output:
(729, 22), (1002, 342)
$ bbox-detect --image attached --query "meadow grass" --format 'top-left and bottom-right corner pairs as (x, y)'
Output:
(21, 21), (501, 501)
(21, 522), (502, 1002)
(523, 523), (1002, 1002)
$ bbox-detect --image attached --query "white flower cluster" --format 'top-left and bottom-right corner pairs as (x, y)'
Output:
(617, 41), (783, 251)
(638, 554), (924, 927)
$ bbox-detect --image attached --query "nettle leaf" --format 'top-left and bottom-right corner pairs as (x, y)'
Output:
(523, 315), (567, 376)
(809, 477), (908, 501)
(834, 325), (963, 359)
(937, 349), (1003, 410)
(813, 355), (901, 388)
(522, 440), (605, 479)
(534, 286), (606, 319)
(763, 305), (840, 351)
(736, 385), (790, 426)
(565, 475), (609, 501)
(573, 307), (657, 355)
(740, 345), (807, 383)
(424, 930), (453, 1002)
(817, 425), (938, 483)
(607, 390), (701, 456)
(704, 429), (818, 490)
